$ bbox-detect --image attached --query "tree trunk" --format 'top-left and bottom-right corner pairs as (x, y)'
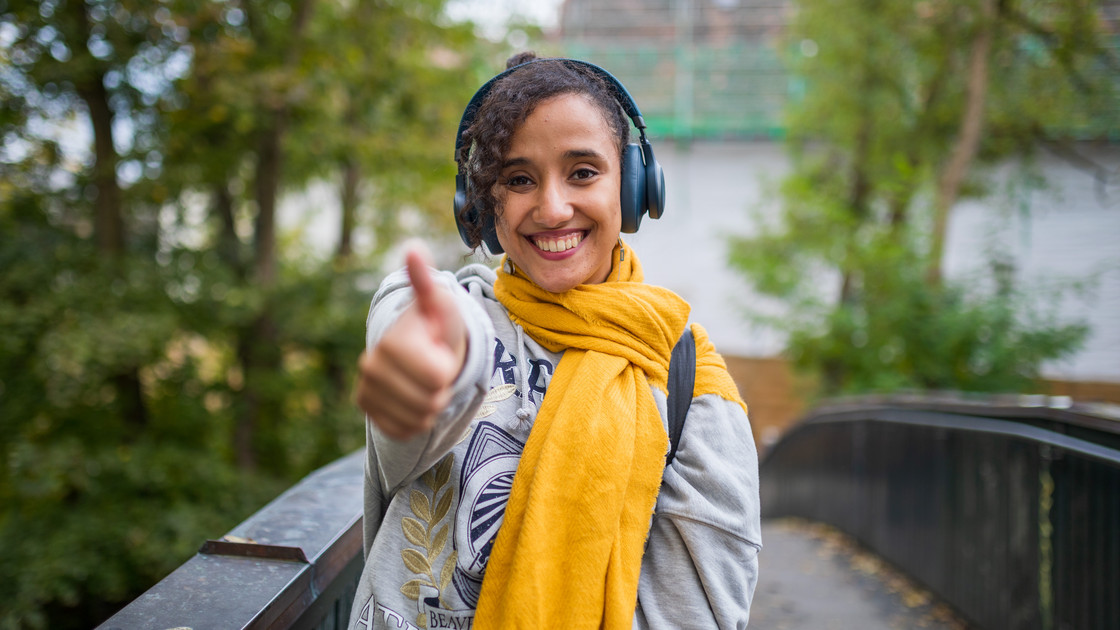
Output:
(889, 61), (949, 232)
(253, 113), (285, 287)
(823, 63), (876, 393)
(79, 74), (125, 254)
(84, 78), (148, 425)
(234, 109), (287, 471)
(234, 317), (283, 471)
(928, 0), (997, 286)
(68, 1), (155, 431)
(234, 0), (317, 471)
(247, 0), (316, 286)
(212, 182), (256, 467)
(338, 156), (360, 262)
(66, 0), (124, 254)
(214, 182), (245, 276)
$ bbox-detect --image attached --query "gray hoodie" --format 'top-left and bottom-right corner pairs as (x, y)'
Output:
(348, 263), (761, 630)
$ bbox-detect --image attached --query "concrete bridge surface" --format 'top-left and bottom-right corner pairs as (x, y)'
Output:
(751, 519), (969, 630)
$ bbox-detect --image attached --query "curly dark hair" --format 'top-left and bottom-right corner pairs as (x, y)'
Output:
(456, 51), (633, 250)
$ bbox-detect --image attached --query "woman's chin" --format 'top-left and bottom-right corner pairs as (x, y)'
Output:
(528, 273), (580, 294)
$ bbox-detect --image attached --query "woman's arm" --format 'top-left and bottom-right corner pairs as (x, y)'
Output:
(634, 393), (762, 629)
(356, 250), (494, 497)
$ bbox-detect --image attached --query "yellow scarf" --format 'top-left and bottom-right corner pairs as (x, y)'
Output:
(474, 243), (746, 628)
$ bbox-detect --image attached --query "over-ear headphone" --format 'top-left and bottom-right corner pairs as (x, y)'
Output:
(453, 58), (666, 254)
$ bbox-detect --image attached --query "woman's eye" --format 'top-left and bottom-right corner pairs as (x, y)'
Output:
(505, 175), (532, 187)
(572, 168), (598, 181)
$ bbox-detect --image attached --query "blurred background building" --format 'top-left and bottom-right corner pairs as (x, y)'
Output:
(527, 0), (1120, 442)
(559, 0), (789, 138)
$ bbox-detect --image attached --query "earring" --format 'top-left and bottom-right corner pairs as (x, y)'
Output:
(618, 237), (625, 262)
(504, 257), (515, 274)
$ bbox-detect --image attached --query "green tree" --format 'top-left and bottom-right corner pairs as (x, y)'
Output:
(161, 0), (487, 473)
(0, 0), (507, 626)
(729, 0), (1116, 395)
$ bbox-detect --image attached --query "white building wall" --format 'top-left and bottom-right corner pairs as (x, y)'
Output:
(626, 140), (1120, 383)
(943, 144), (1120, 382)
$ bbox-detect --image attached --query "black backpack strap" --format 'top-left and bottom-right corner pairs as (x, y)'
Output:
(665, 327), (696, 467)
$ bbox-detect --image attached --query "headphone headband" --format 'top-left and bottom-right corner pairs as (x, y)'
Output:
(454, 58), (649, 161)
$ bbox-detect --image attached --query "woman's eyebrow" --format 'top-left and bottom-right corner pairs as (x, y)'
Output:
(564, 149), (606, 161)
(501, 146), (604, 167)
(501, 149), (606, 169)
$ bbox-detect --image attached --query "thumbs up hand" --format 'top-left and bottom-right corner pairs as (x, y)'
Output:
(356, 247), (468, 441)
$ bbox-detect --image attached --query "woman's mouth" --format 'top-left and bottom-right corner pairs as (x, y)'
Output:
(532, 232), (584, 253)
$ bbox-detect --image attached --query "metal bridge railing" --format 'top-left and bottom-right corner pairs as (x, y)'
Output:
(760, 393), (1120, 630)
(97, 392), (1120, 629)
(97, 450), (365, 630)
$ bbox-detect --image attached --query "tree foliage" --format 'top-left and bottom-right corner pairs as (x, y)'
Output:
(729, 0), (1116, 396)
(0, 0), (515, 627)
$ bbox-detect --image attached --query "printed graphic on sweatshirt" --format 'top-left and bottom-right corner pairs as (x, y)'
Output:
(492, 338), (518, 384)
(351, 599), (421, 630)
(524, 358), (553, 403)
(452, 420), (525, 607)
(473, 384), (516, 419)
(417, 585), (475, 629)
(491, 338), (554, 403)
(398, 454), (456, 627)
(352, 595), (475, 630)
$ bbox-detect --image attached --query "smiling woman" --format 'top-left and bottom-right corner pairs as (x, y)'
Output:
(349, 53), (762, 630)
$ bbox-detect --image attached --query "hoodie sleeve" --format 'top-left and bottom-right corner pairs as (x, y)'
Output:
(633, 392), (763, 630)
(362, 265), (494, 499)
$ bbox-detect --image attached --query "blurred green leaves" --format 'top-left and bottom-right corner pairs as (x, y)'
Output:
(0, 0), (515, 627)
(729, 0), (1113, 397)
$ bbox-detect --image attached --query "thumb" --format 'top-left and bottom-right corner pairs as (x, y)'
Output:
(404, 244), (467, 366)
(405, 246), (439, 318)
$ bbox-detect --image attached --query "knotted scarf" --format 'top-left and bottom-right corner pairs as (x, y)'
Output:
(474, 242), (745, 628)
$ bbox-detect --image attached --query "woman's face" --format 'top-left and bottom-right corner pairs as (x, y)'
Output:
(493, 93), (622, 294)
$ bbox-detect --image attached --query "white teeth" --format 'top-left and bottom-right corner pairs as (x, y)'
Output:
(535, 233), (582, 252)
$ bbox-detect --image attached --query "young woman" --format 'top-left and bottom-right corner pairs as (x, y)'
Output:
(349, 52), (761, 630)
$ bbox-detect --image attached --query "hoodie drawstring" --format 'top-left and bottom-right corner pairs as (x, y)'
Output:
(513, 322), (534, 426)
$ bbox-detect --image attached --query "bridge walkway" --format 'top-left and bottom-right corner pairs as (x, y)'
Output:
(751, 518), (969, 630)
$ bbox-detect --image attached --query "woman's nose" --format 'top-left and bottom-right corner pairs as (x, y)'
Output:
(533, 178), (574, 227)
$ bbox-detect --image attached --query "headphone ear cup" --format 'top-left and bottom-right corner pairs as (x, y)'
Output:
(480, 212), (503, 254)
(644, 145), (666, 220)
(619, 143), (645, 233)
(454, 173), (505, 254)
(454, 174), (473, 247)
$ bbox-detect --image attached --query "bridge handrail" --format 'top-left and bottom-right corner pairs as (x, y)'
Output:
(760, 393), (1120, 630)
(802, 391), (1120, 438)
(97, 450), (366, 630)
